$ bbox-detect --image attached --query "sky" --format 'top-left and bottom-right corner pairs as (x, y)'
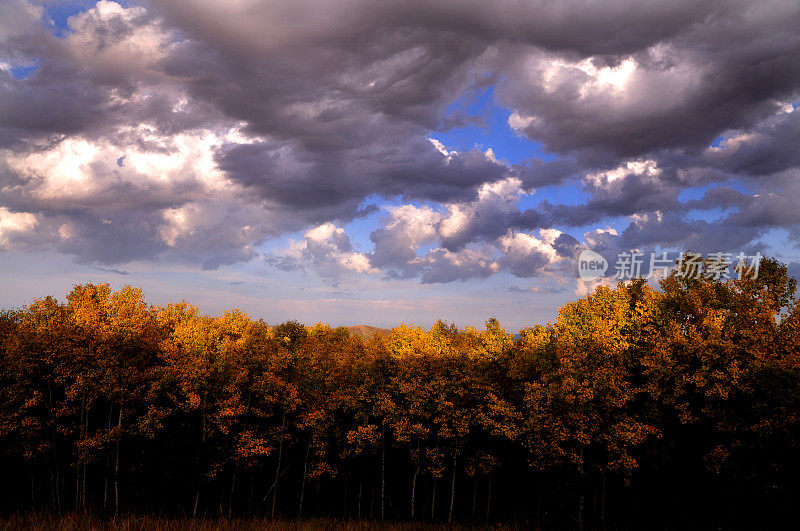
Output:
(1, 0), (799, 330)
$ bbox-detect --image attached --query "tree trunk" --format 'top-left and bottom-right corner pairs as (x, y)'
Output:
(536, 476), (542, 522)
(448, 454), (457, 523)
(431, 479), (437, 520)
(48, 384), (61, 512)
(52, 438), (60, 508)
(298, 437), (311, 517)
(114, 407), (122, 516)
(82, 462), (87, 511)
(104, 406), (112, 511)
(369, 476), (374, 519)
(577, 446), (585, 531)
(380, 424), (385, 522)
(600, 472), (606, 527)
(357, 474), (362, 521)
(194, 402), (208, 518)
(228, 464), (238, 519)
(472, 478), (478, 520)
(81, 402), (88, 510)
(103, 459), (108, 511)
(342, 471), (348, 518)
(486, 475), (492, 522)
(411, 448), (420, 519)
(75, 403), (81, 509)
(75, 459), (80, 509)
(271, 411), (286, 520)
(201, 395), (206, 439)
(249, 472), (255, 516)
(49, 465), (56, 511)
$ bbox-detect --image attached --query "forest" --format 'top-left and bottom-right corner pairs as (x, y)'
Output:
(0, 258), (799, 528)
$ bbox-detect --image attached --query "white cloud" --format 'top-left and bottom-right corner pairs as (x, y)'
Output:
(508, 112), (538, 133)
(5, 126), (238, 203)
(428, 137), (456, 159)
(0, 207), (37, 248)
(270, 222), (377, 282)
(384, 204), (443, 248)
(497, 229), (562, 277)
(541, 56), (637, 96)
(438, 177), (525, 245)
(586, 159), (660, 186)
(575, 276), (615, 297)
(64, 1), (169, 77)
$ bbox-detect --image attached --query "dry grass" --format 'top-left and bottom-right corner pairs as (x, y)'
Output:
(0, 514), (514, 530)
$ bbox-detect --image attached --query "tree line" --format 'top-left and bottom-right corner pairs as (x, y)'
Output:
(0, 257), (799, 527)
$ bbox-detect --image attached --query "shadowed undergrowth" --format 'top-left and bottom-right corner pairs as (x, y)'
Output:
(0, 514), (512, 531)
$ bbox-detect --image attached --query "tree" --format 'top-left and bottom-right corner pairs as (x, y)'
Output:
(520, 283), (659, 527)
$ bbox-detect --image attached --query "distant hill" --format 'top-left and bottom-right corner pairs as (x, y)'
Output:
(345, 325), (391, 339)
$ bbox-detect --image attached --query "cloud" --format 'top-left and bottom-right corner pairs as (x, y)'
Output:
(507, 285), (568, 295)
(96, 266), (129, 275)
(493, 1), (800, 160)
(702, 106), (800, 176)
(0, 0), (798, 289)
(269, 222), (376, 283)
(0, 206), (37, 248)
(366, 187), (576, 283)
(498, 229), (562, 277)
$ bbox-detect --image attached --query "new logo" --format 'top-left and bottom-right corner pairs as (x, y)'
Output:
(578, 249), (608, 281)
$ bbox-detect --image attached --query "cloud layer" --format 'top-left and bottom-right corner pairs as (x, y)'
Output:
(1, 0), (799, 285)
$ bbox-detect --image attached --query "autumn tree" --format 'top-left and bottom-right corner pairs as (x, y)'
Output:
(0, 267), (798, 526)
(519, 283), (659, 527)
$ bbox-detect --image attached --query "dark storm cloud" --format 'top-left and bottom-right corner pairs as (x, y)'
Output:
(0, 0), (799, 282)
(147, 0), (724, 60)
(683, 187), (753, 212)
(493, 0), (800, 159)
(702, 109), (800, 177)
(0, 66), (105, 147)
(216, 137), (506, 214)
(514, 158), (582, 189)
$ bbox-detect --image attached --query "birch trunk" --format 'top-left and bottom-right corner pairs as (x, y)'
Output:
(298, 437), (311, 517)
(448, 454), (457, 523)
(486, 476), (492, 522)
(600, 472), (606, 527)
(577, 446), (585, 531)
(228, 464), (238, 519)
(271, 411), (286, 519)
(357, 473), (362, 521)
(114, 407), (122, 515)
(411, 453), (420, 519)
(342, 471), (348, 517)
(431, 479), (437, 520)
(380, 424), (385, 521)
(472, 478), (477, 520)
